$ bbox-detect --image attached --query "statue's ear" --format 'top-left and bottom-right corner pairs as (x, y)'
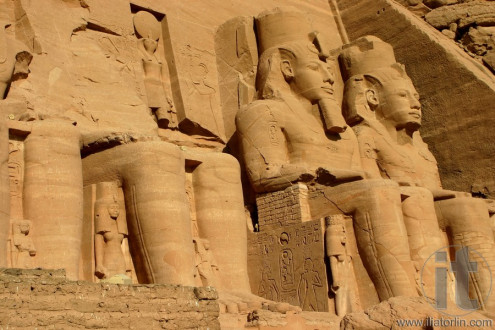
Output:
(365, 89), (379, 110)
(280, 59), (294, 81)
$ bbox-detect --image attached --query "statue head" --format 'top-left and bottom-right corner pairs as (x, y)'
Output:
(254, 7), (334, 103)
(304, 258), (314, 271)
(107, 201), (120, 220)
(13, 220), (31, 235)
(256, 41), (334, 102)
(142, 38), (158, 54)
(340, 36), (422, 132)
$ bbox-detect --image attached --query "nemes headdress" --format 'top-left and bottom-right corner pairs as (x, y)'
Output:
(338, 36), (409, 125)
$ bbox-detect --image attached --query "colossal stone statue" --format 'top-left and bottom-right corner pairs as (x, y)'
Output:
(236, 8), (417, 302)
(340, 35), (495, 315)
(82, 142), (253, 299)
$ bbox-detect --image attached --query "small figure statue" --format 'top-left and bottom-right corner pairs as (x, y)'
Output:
(193, 237), (220, 288)
(133, 10), (177, 129)
(12, 220), (36, 268)
(94, 189), (128, 282)
(325, 215), (358, 316)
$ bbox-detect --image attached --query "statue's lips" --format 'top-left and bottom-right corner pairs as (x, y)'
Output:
(321, 86), (334, 95)
(409, 111), (421, 119)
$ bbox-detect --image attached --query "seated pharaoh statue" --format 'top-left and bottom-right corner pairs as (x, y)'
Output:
(236, 8), (419, 305)
(339, 36), (495, 315)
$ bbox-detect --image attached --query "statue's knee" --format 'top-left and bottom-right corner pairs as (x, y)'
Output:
(194, 153), (241, 186)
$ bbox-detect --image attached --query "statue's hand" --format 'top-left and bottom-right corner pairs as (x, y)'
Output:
(257, 164), (315, 192)
(280, 164), (315, 182)
(316, 167), (364, 185)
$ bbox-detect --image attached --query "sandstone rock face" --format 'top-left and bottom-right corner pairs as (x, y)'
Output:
(0, 0), (495, 328)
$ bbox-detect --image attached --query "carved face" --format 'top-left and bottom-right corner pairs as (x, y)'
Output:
(376, 78), (421, 130)
(107, 203), (120, 219)
(19, 223), (30, 234)
(143, 38), (158, 54)
(285, 55), (335, 103)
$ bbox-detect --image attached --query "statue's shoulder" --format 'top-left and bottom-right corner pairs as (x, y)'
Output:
(236, 99), (285, 127)
(353, 121), (381, 139)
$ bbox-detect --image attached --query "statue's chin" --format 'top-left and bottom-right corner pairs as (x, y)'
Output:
(404, 121), (421, 132)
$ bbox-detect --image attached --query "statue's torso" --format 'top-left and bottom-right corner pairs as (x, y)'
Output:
(355, 124), (441, 190)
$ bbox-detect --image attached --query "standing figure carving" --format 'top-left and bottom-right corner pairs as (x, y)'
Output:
(236, 8), (417, 302)
(94, 182), (129, 283)
(11, 220), (36, 268)
(340, 35), (495, 314)
(298, 259), (323, 311)
(325, 215), (358, 316)
(193, 237), (220, 288)
(134, 11), (177, 129)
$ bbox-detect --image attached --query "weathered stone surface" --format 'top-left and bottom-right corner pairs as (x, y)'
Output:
(0, 268), (220, 329)
(425, 2), (495, 29)
(341, 296), (493, 329)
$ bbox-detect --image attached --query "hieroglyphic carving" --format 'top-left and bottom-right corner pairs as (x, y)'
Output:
(8, 139), (23, 220)
(180, 45), (223, 136)
(215, 16), (258, 139)
(248, 219), (328, 311)
(133, 10), (177, 129)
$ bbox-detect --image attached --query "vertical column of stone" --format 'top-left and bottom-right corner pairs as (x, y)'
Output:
(0, 119), (9, 267)
(23, 121), (83, 279)
(193, 153), (251, 293)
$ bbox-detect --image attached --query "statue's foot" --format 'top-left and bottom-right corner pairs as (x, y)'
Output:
(217, 290), (302, 314)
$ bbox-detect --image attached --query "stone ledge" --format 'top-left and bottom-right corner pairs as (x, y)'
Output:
(0, 268), (220, 329)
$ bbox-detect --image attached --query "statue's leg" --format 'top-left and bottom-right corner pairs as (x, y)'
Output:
(83, 141), (195, 286)
(323, 179), (417, 301)
(0, 118), (9, 267)
(24, 121), (83, 279)
(401, 186), (444, 299)
(192, 153), (251, 293)
(436, 197), (495, 314)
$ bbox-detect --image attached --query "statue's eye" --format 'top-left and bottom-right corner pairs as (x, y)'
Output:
(307, 63), (319, 71)
(399, 91), (407, 97)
